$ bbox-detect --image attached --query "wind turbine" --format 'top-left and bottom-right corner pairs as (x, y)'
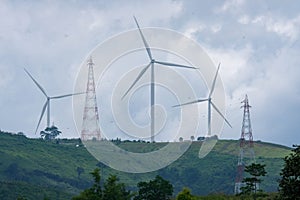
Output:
(122, 16), (197, 142)
(173, 63), (232, 136)
(24, 68), (83, 134)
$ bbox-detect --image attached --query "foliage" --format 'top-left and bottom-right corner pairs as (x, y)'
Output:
(134, 175), (173, 200)
(77, 167), (84, 179)
(240, 163), (267, 199)
(194, 192), (278, 199)
(197, 136), (205, 141)
(72, 168), (102, 200)
(195, 193), (242, 199)
(0, 131), (96, 199)
(176, 187), (195, 200)
(72, 169), (131, 200)
(0, 131), (292, 199)
(278, 145), (300, 200)
(103, 174), (132, 200)
(0, 180), (72, 200)
(40, 125), (61, 140)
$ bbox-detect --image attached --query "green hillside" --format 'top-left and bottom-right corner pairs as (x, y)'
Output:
(0, 131), (291, 199)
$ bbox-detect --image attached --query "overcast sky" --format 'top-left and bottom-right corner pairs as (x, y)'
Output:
(0, 0), (299, 147)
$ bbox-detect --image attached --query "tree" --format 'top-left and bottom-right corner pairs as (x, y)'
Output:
(241, 163), (267, 199)
(73, 169), (131, 200)
(190, 136), (195, 141)
(40, 125), (61, 140)
(197, 136), (205, 141)
(134, 175), (173, 200)
(278, 145), (300, 200)
(103, 174), (132, 200)
(179, 137), (183, 142)
(17, 196), (28, 200)
(76, 167), (84, 179)
(176, 187), (194, 200)
(72, 168), (102, 200)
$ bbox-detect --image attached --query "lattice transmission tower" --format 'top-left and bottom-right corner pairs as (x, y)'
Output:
(234, 94), (256, 194)
(81, 57), (101, 141)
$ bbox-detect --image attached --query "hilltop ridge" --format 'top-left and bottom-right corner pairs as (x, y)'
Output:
(0, 131), (290, 199)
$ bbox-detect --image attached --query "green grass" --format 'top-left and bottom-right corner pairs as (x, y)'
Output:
(0, 180), (73, 200)
(0, 131), (291, 199)
(212, 139), (290, 158)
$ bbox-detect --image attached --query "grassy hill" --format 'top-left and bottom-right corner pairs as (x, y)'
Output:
(0, 131), (291, 199)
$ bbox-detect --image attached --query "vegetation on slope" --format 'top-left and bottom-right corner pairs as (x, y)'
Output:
(0, 130), (291, 199)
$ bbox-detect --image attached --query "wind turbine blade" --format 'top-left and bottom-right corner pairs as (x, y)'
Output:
(51, 92), (85, 99)
(133, 16), (153, 60)
(24, 68), (48, 97)
(211, 101), (232, 128)
(209, 63), (221, 98)
(173, 99), (208, 107)
(155, 60), (197, 69)
(122, 63), (151, 99)
(35, 101), (48, 134)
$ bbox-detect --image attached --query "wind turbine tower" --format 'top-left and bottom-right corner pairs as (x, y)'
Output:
(173, 63), (232, 137)
(24, 69), (82, 134)
(81, 57), (101, 141)
(234, 94), (256, 194)
(122, 16), (197, 142)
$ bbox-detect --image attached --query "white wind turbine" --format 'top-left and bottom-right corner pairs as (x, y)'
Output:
(122, 16), (197, 142)
(173, 63), (232, 136)
(24, 68), (83, 134)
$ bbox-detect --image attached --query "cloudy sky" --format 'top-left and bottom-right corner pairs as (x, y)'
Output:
(0, 0), (299, 147)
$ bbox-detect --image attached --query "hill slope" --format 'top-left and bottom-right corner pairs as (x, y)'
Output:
(0, 131), (291, 199)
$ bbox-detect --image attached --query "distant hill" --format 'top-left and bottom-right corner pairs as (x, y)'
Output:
(0, 131), (291, 199)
